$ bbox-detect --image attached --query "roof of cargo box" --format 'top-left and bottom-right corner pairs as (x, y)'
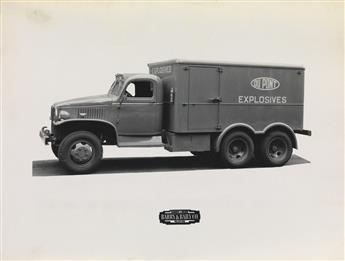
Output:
(148, 59), (305, 70)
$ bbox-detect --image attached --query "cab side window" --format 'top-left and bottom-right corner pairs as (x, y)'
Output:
(125, 81), (153, 98)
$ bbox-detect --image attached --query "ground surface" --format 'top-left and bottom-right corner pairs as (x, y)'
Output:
(32, 154), (309, 176)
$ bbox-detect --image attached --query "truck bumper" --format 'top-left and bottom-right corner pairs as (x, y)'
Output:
(39, 126), (53, 145)
(294, 129), (312, 136)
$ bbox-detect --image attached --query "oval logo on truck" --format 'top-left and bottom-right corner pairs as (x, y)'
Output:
(250, 77), (280, 91)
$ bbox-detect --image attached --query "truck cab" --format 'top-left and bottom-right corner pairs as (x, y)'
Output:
(111, 74), (164, 137)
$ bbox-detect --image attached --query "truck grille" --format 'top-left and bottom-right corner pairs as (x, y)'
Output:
(77, 107), (105, 119)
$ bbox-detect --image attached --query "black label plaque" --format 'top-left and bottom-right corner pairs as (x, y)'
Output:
(159, 209), (200, 225)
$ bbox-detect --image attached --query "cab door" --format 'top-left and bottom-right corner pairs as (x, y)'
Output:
(118, 79), (162, 136)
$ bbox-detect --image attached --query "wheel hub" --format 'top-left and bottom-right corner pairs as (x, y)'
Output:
(70, 142), (93, 164)
(229, 140), (247, 161)
(269, 139), (286, 159)
(232, 146), (239, 153)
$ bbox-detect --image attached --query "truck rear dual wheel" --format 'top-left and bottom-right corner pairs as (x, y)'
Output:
(220, 131), (255, 168)
(58, 131), (103, 174)
(258, 131), (292, 167)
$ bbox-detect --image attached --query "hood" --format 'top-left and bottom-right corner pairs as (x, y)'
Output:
(53, 94), (112, 107)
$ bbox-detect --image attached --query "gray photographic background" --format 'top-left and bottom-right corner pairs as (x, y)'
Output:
(2, 2), (344, 259)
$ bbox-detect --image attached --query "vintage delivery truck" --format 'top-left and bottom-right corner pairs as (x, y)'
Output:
(40, 59), (311, 173)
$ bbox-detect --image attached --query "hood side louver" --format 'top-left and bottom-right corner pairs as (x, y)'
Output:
(77, 107), (105, 119)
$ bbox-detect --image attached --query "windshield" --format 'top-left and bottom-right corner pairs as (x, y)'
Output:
(108, 76), (124, 97)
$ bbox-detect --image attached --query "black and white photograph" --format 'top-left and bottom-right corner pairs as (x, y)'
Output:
(1, 0), (344, 259)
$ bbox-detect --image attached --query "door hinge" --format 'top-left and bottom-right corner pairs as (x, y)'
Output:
(216, 125), (222, 130)
(184, 67), (189, 71)
(218, 68), (223, 73)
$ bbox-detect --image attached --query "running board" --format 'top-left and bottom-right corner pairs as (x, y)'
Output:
(117, 136), (164, 147)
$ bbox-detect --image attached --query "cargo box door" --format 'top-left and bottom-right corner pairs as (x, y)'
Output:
(188, 66), (220, 131)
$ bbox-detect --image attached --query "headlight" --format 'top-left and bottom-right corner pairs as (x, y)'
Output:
(58, 110), (70, 120)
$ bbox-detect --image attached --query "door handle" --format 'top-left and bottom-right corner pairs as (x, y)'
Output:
(209, 97), (222, 103)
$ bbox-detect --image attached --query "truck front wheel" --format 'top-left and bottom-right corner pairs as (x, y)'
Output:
(58, 131), (103, 173)
(259, 131), (292, 167)
(220, 131), (254, 168)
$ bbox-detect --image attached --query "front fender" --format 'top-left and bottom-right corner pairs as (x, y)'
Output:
(52, 119), (119, 145)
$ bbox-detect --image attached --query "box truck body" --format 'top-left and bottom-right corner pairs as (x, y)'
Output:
(148, 60), (306, 152)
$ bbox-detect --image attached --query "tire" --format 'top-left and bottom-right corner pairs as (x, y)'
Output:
(58, 131), (103, 173)
(220, 131), (254, 168)
(51, 144), (59, 158)
(259, 131), (292, 167)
